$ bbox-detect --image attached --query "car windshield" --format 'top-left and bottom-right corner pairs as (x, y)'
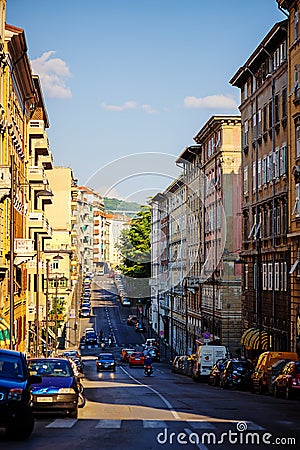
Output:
(99, 354), (114, 360)
(0, 356), (24, 380)
(28, 360), (73, 377)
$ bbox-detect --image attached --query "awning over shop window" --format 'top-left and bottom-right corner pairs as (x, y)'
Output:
(241, 327), (269, 350)
(0, 317), (10, 342)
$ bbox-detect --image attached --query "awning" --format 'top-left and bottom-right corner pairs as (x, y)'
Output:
(241, 327), (269, 350)
(0, 317), (10, 342)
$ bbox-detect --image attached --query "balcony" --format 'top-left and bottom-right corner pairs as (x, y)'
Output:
(28, 211), (52, 236)
(28, 166), (47, 183)
(39, 150), (53, 170)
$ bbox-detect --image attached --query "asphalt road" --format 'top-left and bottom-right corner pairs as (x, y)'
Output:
(2, 275), (300, 450)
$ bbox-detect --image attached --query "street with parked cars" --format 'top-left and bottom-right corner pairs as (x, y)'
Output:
(1, 274), (300, 449)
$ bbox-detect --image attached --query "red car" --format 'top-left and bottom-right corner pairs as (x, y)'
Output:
(120, 348), (135, 363)
(129, 352), (145, 368)
(274, 360), (300, 399)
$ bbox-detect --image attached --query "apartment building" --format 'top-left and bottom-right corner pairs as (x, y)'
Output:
(230, 20), (289, 356)
(277, 0), (300, 355)
(177, 116), (242, 354)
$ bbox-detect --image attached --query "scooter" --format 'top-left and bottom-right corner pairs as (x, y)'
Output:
(144, 365), (153, 377)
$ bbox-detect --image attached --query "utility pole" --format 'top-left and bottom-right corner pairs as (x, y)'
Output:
(9, 154), (15, 350)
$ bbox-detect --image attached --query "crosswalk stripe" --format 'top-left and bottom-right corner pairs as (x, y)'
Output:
(143, 420), (168, 428)
(46, 419), (77, 428)
(95, 420), (121, 428)
(186, 421), (217, 429)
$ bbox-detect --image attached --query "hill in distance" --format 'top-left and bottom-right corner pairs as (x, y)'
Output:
(104, 197), (142, 217)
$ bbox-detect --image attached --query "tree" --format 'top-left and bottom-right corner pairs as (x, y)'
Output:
(117, 205), (151, 278)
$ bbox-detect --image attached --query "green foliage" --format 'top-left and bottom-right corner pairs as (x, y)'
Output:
(116, 205), (151, 278)
(104, 197), (141, 216)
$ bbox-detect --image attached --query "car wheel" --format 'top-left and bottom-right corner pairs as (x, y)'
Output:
(6, 408), (34, 440)
(69, 407), (78, 418)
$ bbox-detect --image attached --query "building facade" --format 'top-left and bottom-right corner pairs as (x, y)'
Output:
(230, 20), (290, 356)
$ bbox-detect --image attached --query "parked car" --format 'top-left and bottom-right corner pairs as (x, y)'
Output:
(251, 351), (299, 394)
(172, 356), (181, 374)
(127, 315), (138, 326)
(28, 357), (80, 418)
(267, 359), (294, 395)
(129, 352), (145, 367)
(85, 331), (98, 345)
(208, 359), (228, 386)
(79, 306), (91, 318)
(96, 353), (116, 372)
(135, 322), (146, 333)
(0, 349), (42, 440)
(274, 360), (300, 399)
(120, 348), (136, 363)
(220, 358), (254, 390)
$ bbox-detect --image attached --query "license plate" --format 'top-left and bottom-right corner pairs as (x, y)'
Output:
(135, 358), (140, 361)
(37, 396), (53, 403)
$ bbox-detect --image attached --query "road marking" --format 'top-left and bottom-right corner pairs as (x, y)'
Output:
(120, 366), (180, 420)
(143, 420), (168, 428)
(186, 421), (216, 429)
(46, 419), (77, 428)
(95, 420), (121, 428)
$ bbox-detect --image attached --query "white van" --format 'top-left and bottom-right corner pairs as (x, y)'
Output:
(192, 344), (228, 382)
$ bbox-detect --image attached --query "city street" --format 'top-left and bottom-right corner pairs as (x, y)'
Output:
(1, 275), (299, 450)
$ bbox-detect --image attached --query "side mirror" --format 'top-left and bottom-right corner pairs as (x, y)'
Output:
(29, 374), (42, 384)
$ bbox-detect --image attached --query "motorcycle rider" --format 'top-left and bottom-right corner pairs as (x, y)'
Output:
(144, 351), (153, 375)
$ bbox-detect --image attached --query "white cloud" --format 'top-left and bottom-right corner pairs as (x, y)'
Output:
(31, 51), (72, 99)
(101, 100), (158, 114)
(184, 94), (238, 109)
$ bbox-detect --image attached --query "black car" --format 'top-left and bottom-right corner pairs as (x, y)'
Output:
(96, 353), (116, 372)
(79, 306), (91, 318)
(28, 357), (80, 418)
(220, 358), (254, 390)
(85, 331), (98, 345)
(0, 349), (41, 439)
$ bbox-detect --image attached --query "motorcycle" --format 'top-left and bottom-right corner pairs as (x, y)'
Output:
(144, 365), (153, 377)
(77, 379), (86, 408)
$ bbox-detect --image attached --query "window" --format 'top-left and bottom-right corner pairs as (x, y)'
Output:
(274, 263), (280, 291)
(257, 109), (262, 136)
(244, 166), (248, 195)
(253, 112), (256, 139)
(281, 145), (287, 175)
(263, 156), (268, 185)
(263, 105), (268, 132)
(262, 264), (268, 290)
(268, 152), (273, 181)
(244, 264), (249, 290)
(264, 208), (269, 238)
(275, 95), (279, 123)
(282, 88), (287, 118)
(280, 41), (287, 63)
(244, 83), (248, 101)
(268, 263), (273, 290)
(243, 120), (249, 148)
(275, 147), (280, 178)
(292, 184), (300, 216)
(276, 204), (281, 235)
(295, 9), (299, 41)
(253, 161), (256, 192)
(296, 125), (300, 157)
(281, 262), (287, 291)
(268, 103), (272, 129)
(258, 159), (261, 188)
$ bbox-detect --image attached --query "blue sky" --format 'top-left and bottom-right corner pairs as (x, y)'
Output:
(7, 0), (285, 203)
